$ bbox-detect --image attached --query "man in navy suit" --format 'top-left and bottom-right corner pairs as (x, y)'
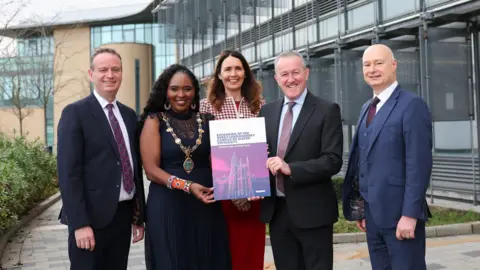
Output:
(342, 44), (432, 270)
(57, 47), (145, 270)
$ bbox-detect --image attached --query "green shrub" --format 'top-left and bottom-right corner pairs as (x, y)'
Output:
(0, 135), (57, 233)
(332, 177), (343, 200)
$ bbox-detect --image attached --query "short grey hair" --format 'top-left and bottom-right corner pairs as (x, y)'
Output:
(274, 50), (307, 72)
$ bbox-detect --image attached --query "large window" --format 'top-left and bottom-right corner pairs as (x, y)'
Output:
(1, 36), (54, 103)
(382, 0), (419, 20)
(16, 36), (54, 57)
(0, 77), (13, 101)
(91, 23), (177, 77)
(0, 35), (55, 145)
(347, 2), (375, 31)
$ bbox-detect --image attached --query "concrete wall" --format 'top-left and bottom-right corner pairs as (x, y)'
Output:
(53, 26), (92, 150)
(0, 107), (44, 142)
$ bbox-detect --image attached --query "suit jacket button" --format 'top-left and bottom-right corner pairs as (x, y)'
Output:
(117, 161), (120, 165)
(117, 185), (120, 188)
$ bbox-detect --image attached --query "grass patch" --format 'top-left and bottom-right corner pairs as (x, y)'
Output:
(265, 179), (480, 234)
(266, 204), (480, 234)
(334, 204), (480, 233)
(426, 206), (480, 226)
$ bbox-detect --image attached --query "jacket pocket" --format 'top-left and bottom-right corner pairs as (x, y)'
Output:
(387, 176), (405, 187)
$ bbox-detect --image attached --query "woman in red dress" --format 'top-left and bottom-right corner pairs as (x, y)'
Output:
(200, 49), (265, 270)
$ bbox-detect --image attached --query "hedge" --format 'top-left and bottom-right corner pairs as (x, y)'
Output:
(0, 135), (57, 233)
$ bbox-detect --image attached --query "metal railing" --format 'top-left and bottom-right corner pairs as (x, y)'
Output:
(338, 153), (480, 204)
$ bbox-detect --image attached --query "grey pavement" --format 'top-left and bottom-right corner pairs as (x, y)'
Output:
(3, 182), (480, 270)
(3, 199), (480, 269)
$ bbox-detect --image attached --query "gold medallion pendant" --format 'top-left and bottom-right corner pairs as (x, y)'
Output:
(183, 148), (194, 174)
(183, 157), (194, 174)
(162, 112), (204, 174)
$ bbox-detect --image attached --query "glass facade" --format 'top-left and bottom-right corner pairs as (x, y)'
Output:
(0, 0), (476, 200)
(153, 0), (480, 201)
(0, 35), (55, 146)
(90, 23), (176, 79)
(153, 0), (473, 155)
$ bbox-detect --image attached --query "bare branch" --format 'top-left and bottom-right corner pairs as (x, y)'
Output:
(0, 7), (88, 142)
(0, 57), (34, 136)
(0, 0), (29, 45)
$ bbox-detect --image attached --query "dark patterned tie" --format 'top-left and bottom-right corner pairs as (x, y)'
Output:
(366, 97), (381, 127)
(106, 104), (134, 194)
(276, 101), (296, 193)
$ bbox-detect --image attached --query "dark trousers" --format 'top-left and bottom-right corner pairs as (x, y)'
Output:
(68, 201), (133, 270)
(365, 202), (426, 270)
(269, 198), (333, 270)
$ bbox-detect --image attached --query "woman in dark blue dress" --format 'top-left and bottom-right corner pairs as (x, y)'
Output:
(138, 64), (231, 270)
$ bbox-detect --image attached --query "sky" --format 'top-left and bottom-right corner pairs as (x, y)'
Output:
(3, 0), (152, 25)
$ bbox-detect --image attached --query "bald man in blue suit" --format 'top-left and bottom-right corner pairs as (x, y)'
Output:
(342, 44), (432, 270)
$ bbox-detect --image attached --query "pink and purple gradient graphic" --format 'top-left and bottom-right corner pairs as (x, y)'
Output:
(211, 143), (270, 200)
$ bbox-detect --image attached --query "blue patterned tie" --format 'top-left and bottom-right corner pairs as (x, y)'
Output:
(106, 103), (134, 194)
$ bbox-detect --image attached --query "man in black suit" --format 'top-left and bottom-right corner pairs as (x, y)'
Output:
(57, 47), (146, 270)
(255, 51), (343, 270)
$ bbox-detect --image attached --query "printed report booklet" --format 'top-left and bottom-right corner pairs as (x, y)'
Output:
(209, 117), (271, 200)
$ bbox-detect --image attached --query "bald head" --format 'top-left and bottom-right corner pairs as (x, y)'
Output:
(362, 44), (397, 94)
(363, 44), (396, 61)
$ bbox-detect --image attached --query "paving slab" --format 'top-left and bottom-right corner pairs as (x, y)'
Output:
(3, 199), (480, 269)
(3, 180), (480, 269)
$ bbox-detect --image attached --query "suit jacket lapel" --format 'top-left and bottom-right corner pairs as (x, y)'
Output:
(269, 99), (284, 157)
(285, 92), (315, 158)
(357, 102), (370, 128)
(87, 94), (120, 159)
(366, 87), (401, 157)
(349, 101), (370, 156)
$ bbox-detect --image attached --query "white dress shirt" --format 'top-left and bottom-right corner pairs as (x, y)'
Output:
(93, 90), (135, 201)
(374, 81), (398, 113)
(275, 88), (308, 197)
(277, 88), (308, 146)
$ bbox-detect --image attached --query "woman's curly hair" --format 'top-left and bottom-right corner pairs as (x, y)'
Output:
(207, 50), (263, 114)
(138, 64), (200, 132)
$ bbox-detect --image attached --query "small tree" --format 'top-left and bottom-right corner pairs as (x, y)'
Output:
(10, 75), (33, 137)
(24, 22), (86, 146)
(0, 57), (34, 136)
(0, 0), (32, 136)
(1, 10), (88, 145)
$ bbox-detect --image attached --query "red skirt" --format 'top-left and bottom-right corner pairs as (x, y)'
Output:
(221, 200), (266, 270)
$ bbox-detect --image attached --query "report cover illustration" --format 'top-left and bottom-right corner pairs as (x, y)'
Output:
(209, 117), (271, 200)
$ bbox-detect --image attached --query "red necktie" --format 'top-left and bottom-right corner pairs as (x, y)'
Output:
(366, 97), (380, 127)
(106, 104), (134, 194)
